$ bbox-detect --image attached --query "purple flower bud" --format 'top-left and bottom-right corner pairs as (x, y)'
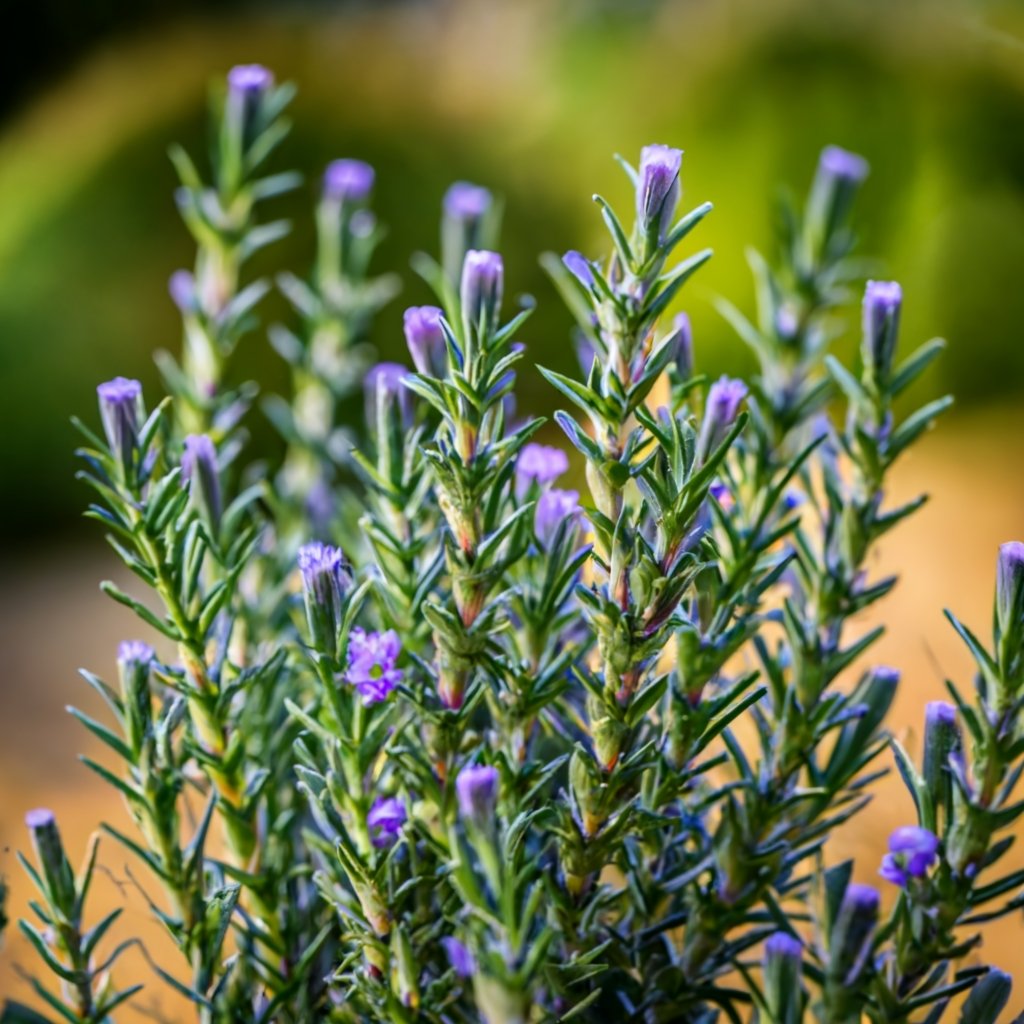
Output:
(673, 313), (694, 380)
(879, 825), (939, 886)
(97, 377), (143, 474)
(862, 280), (902, 385)
(297, 542), (352, 657)
(765, 932), (803, 962)
(829, 882), (879, 985)
(444, 181), (492, 222)
(775, 304), (800, 342)
(697, 376), (747, 460)
(25, 809), (74, 910)
(118, 641), (155, 757)
(227, 64), (274, 97)
(562, 250), (595, 289)
(637, 144), (682, 240)
(819, 145), (869, 187)
(535, 489), (581, 549)
(996, 541), (1024, 636)
(323, 159), (375, 204)
(924, 701), (961, 812)
(455, 763), (499, 825)
(345, 628), (402, 705)
(460, 249), (503, 334)
(403, 305), (447, 377)
(169, 270), (197, 314)
(118, 640), (155, 669)
(365, 363), (413, 432)
(367, 796), (406, 848)
(442, 936), (475, 979)
(442, 182), (493, 284)
(515, 443), (569, 499)
(181, 434), (222, 530)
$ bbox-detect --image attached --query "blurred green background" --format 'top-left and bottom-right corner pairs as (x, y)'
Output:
(3, 0), (1024, 539)
(4, 0), (1024, 1016)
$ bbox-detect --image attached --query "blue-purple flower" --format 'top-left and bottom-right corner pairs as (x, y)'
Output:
(819, 145), (869, 187)
(444, 181), (492, 222)
(118, 640), (155, 670)
(403, 305), (447, 377)
(637, 144), (682, 240)
(515, 443), (569, 499)
(168, 270), (197, 314)
(829, 882), (879, 985)
(97, 377), (143, 474)
(697, 376), (747, 460)
(25, 808), (72, 907)
(455, 763), (499, 825)
(227, 64), (274, 97)
(297, 542), (351, 657)
(442, 936), (475, 979)
(345, 628), (402, 705)
(765, 931), (802, 963)
(562, 250), (595, 289)
(323, 159), (375, 204)
(879, 825), (939, 886)
(461, 249), (504, 333)
(182, 434), (222, 529)
(862, 280), (902, 385)
(535, 489), (581, 549)
(367, 796), (406, 848)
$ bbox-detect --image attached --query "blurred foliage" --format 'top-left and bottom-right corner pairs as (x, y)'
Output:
(2, 0), (1024, 539)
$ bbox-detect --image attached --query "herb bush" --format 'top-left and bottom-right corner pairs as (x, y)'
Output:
(4, 65), (1024, 1024)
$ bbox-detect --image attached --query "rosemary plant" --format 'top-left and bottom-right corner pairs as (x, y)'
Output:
(5, 67), (1023, 1024)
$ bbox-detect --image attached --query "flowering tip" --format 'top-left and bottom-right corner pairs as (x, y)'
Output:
(118, 640), (155, 666)
(323, 159), (375, 203)
(455, 763), (499, 824)
(879, 827), (939, 887)
(345, 628), (402, 705)
(367, 796), (406, 848)
(444, 181), (492, 220)
(697, 376), (747, 460)
(765, 932), (803, 961)
(297, 542), (351, 656)
(182, 434), (222, 528)
(403, 305), (447, 376)
(673, 312), (694, 379)
(844, 882), (880, 913)
(365, 362), (413, 430)
(562, 250), (595, 289)
(168, 270), (196, 313)
(997, 540), (1024, 634)
(460, 249), (504, 332)
(228, 64), (274, 95)
(637, 143), (682, 240)
(442, 936), (475, 978)
(862, 280), (902, 384)
(25, 807), (55, 830)
(819, 145), (869, 185)
(535, 489), (581, 549)
(97, 376), (143, 472)
(515, 443), (569, 499)
(926, 700), (957, 727)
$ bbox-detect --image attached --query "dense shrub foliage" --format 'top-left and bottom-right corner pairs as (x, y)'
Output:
(4, 67), (1024, 1024)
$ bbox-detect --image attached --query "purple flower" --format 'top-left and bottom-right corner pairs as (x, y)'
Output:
(927, 701), (957, 728)
(637, 144), (682, 239)
(673, 312), (694, 380)
(182, 434), (222, 528)
(697, 376), (747, 460)
(997, 541), (1024, 635)
(765, 932), (802, 963)
(819, 145), (869, 186)
(923, 700), (960, 807)
(25, 808), (71, 905)
(515, 443), (569, 499)
(535, 489), (581, 549)
(168, 270), (197, 314)
(97, 377), (142, 472)
(444, 181), (492, 222)
(367, 796), (406, 848)
(862, 280), (902, 384)
(297, 542), (351, 657)
(118, 640), (155, 668)
(403, 305), (447, 377)
(879, 826), (939, 887)
(442, 936), (475, 979)
(345, 628), (402, 705)
(455, 763), (499, 825)
(460, 249), (504, 332)
(365, 362), (413, 430)
(227, 64), (274, 97)
(323, 159), (375, 204)
(829, 882), (879, 985)
(562, 250), (595, 289)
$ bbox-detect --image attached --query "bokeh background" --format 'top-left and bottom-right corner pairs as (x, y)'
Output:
(2, 0), (1024, 1016)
